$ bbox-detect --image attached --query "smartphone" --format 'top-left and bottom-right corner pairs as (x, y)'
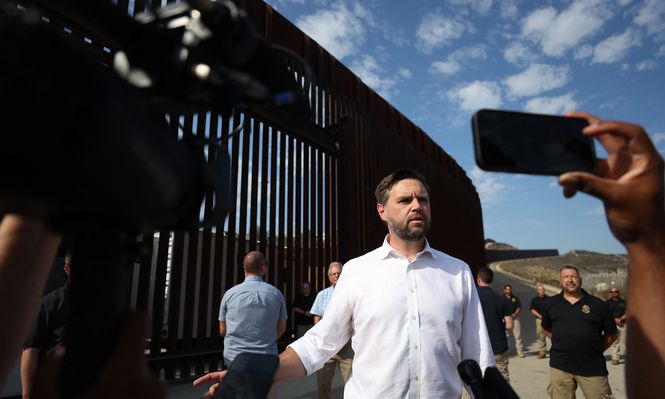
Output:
(471, 109), (596, 176)
(214, 353), (279, 399)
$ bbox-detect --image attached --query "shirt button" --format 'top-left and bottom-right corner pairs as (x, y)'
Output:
(411, 315), (416, 320)
(414, 344), (419, 350)
(414, 376), (419, 381)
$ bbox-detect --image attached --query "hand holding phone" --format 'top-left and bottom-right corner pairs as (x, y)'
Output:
(472, 109), (596, 176)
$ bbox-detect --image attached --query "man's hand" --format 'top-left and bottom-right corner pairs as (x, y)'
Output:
(193, 371), (227, 399)
(559, 112), (665, 245)
(615, 318), (624, 328)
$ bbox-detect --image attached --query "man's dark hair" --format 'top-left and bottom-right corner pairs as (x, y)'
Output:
(477, 267), (494, 284)
(374, 169), (431, 206)
(504, 284), (512, 289)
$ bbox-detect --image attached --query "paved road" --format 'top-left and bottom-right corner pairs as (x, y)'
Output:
(491, 270), (626, 399)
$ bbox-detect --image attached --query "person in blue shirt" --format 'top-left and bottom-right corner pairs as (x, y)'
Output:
(218, 251), (288, 367)
(309, 262), (353, 399)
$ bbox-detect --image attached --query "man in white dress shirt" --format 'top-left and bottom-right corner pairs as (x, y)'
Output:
(195, 168), (494, 398)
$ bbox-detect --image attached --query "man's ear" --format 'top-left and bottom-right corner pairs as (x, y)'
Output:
(377, 202), (387, 222)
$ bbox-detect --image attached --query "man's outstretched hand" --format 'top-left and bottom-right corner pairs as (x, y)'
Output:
(193, 370), (227, 399)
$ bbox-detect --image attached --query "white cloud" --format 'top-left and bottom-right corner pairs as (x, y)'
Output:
(504, 63), (571, 97)
(430, 60), (461, 75)
(447, 81), (503, 111)
(279, 0), (305, 4)
(634, 0), (665, 35)
(524, 93), (578, 114)
(637, 60), (657, 70)
(350, 55), (397, 100)
(469, 166), (509, 205)
(296, 3), (365, 60)
(574, 44), (594, 60)
(430, 46), (488, 75)
(416, 13), (466, 53)
(398, 68), (413, 79)
(458, 46), (488, 59)
(349, 2), (379, 30)
(503, 42), (536, 65)
(591, 29), (640, 64)
(449, 0), (494, 15)
(499, 0), (518, 19)
(521, 0), (611, 57)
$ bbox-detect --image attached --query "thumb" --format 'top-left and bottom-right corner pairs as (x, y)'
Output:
(559, 171), (615, 201)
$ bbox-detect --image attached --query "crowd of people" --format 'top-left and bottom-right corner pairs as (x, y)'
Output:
(0, 111), (663, 399)
(194, 113), (665, 399)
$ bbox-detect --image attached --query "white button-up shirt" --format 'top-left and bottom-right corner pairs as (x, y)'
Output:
(289, 238), (494, 398)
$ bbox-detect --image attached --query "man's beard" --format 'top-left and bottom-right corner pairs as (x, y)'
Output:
(388, 216), (431, 241)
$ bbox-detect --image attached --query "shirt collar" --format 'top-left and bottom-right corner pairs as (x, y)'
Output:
(244, 275), (263, 282)
(555, 288), (589, 303)
(376, 235), (437, 260)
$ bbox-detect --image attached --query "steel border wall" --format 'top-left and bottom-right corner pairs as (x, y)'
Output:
(25, 0), (486, 381)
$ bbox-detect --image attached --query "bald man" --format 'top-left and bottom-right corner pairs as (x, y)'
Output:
(218, 251), (287, 367)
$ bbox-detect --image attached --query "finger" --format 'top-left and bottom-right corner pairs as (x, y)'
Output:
(193, 373), (213, 386)
(585, 121), (659, 163)
(193, 371), (225, 386)
(204, 383), (219, 399)
(594, 159), (609, 178)
(559, 171), (616, 201)
(561, 184), (578, 199)
(582, 120), (647, 141)
(564, 111), (601, 125)
(563, 113), (630, 155)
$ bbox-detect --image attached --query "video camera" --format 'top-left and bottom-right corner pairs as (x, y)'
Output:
(1, 0), (311, 396)
(1, 0), (310, 234)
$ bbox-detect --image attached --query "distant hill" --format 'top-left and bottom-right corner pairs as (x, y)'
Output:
(491, 243), (628, 297)
(484, 238), (518, 250)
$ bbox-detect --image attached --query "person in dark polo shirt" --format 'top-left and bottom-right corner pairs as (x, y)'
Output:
(21, 250), (72, 398)
(605, 288), (626, 365)
(503, 284), (524, 358)
(292, 281), (316, 339)
(476, 268), (513, 381)
(530, 283), (550, 359)
(542, 265), (618, 399)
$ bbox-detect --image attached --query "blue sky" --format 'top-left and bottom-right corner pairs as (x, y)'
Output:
(264, 0), (665, 255)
